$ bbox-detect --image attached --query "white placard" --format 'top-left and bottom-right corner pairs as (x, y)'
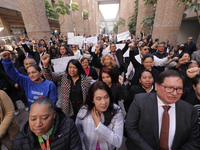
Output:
(67, 32), (74, 38)
(68, 36), (84, 45)
(123, 48), (130, 57)
(86, 36), (97, 45)
(102, 44), (126, 55)
(51, 56), (76, 73)
(117, 31), (131, 42)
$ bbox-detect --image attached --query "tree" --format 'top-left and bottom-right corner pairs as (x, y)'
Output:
(45, 0), (79, 27)
(140, 0), (157, 33)
(83, 9), (88, 20)
(113, 17), (125, 34)
(176, 0), (200, 24)
(128, 0), (139, 35)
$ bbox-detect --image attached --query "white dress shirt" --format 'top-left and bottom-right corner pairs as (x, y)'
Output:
(157, 96), (176, 149)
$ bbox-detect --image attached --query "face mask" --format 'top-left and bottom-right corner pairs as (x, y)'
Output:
(179, 46), (184, 50)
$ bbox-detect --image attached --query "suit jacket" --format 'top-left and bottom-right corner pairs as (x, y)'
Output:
(125, 93), (200, 150)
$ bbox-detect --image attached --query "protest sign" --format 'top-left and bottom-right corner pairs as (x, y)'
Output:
(117, 31), (131, 42)
(51, 56), (76, 73)
(67, 32), (74, 38)
(102, 44), (126, 55)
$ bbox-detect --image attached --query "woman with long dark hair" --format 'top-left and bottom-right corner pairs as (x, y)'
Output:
(76, 81), (124, 150)
(99, 67), (129, 104)
(42, 54), (90, 120)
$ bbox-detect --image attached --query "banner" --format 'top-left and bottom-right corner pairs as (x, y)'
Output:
(67, 32), (74, 39)
(68, 36), (84, 45)
(117, 31), (131, 42)
(51, 56), (76, 73)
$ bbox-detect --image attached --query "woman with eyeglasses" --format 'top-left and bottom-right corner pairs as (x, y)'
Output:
(130, 52), (159, 85)
(76, 81), (124, 150)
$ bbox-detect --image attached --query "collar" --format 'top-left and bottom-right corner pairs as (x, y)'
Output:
(142, 85), (154, 93)
(157, 96), (175, 108)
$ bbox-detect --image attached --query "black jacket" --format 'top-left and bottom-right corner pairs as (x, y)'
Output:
(11, 108), (82, 150)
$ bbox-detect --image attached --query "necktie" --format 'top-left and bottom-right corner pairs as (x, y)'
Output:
(160, 105), (171, 150)
(112, 53), (116, 62)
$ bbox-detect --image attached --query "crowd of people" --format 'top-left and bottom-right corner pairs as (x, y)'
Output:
(0, 33), (200, 150)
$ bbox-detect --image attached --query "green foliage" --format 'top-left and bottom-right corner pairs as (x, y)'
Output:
(176, 0), (200, 24)
(45, 0), (79, 19)
(71, 2), (79, 11)
(143, 0), (157, 5)
(113, 24), (118, 34)
(140, 14), (155, 28)
(117, 18), (125, 26)
(140, 0), (157, 31)
(83, 9), (88, 20)
(45, 0), (59, 19)
(128, 0), (139, 34)
(113, 17), (125, 34)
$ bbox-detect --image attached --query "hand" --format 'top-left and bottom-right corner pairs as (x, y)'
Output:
(129, 42), (135, 51)
(12, 41), (17, 49)
(178, 58), (187, 64)
(187, 67), (200, 78)
(41, 54), (50, 68)
(0, 51), (11, 60)
(167, 49), (174, 59)
(14, 83), (18, 89)
(51, 61), (54, 67)
(171, 57), (179, 62)
(118, 75), (124, 85)
(92, 107), (101, 127)
(90, 43), (94, 47)
(20, 36), (25, 43)
(88, 76), (93, 80)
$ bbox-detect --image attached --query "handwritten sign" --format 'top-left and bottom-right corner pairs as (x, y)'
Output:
(117, 31), (131, 42)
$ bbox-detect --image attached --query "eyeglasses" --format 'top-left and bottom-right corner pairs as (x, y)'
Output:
(144, 48), (150, 50)
(160, 85), (183, 94)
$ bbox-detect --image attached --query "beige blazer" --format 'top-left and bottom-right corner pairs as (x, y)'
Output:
(0, 90), (20, 140)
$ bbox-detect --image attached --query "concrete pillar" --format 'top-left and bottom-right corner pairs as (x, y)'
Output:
(82, 0), (90, 36)
(56, 0), (74, 36)
(96, 1), (100, 36)
(72, 0), (85, 35)
(17, 0), (51, 39)
(88, 0), (95, 36)
(0, 17), (12, 37)
(93, 0), (97, 36)
(118, 0), (126, 33)
(125, 0), (135, 32)
(136, 0), (154, 37)
(152, 0), (185, 44)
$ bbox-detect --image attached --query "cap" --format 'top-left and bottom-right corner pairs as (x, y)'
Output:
(188, 37), (193, 40)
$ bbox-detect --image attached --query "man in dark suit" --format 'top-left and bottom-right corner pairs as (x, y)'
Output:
(125, 69), (200, 150)
(184, 37), (197, 55)
(109, 43), (127, 74)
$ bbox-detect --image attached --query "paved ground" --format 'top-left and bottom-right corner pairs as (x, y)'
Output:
(2, 100), (127, 150)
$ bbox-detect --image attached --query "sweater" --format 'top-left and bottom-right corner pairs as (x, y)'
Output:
(2, 59), (57, 108)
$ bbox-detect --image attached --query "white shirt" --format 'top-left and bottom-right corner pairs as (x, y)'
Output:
(157, 96), (176, 149)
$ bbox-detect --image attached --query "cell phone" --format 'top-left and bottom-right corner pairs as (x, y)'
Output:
(170, 46), (174, 52)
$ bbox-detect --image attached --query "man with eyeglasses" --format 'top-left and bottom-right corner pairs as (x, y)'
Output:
(153, 42), (169, 73)
(125, 69), (200, 150)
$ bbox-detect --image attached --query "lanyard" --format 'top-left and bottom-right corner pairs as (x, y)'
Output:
(38, 126), (54, 150)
